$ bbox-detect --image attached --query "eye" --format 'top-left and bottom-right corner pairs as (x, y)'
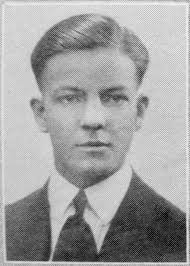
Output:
(58, 94), (83, 103)
(101, 94), (129, 105)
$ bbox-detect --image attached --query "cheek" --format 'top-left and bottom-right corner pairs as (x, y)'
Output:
(110, 109), (137, 139)
(46, 108), (78, 141)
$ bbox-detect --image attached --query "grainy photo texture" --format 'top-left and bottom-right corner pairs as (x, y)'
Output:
(3, 2), (188, 263)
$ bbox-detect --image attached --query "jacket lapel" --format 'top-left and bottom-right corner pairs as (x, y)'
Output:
(98, 172), (152, 262)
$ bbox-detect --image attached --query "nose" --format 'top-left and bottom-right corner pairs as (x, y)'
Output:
(80, 98), (106, 131)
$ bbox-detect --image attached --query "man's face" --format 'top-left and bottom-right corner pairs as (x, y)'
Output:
(32, 48), (147, 188)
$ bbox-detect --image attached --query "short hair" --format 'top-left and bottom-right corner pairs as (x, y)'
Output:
(31, 13), (149, 88)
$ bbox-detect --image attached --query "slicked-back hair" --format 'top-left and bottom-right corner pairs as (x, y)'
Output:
(31, 13), (149, 88)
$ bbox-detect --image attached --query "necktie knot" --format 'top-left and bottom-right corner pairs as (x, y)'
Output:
(73, 190), (87, 218)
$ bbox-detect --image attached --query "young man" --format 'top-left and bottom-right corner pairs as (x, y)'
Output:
(6, 13), (186, 262)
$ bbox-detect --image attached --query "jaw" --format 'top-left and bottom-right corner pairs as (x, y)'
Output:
(54, 150), (126, 188)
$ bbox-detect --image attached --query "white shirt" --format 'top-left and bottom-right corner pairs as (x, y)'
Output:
(48, 162), (132, 260)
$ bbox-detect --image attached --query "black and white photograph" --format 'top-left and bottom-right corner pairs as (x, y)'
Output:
(2, 1), (189, 263)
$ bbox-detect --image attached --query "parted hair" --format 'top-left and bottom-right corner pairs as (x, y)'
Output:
(31, 13), (149, 87)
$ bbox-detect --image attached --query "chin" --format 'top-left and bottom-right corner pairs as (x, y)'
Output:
(78, 158), (110, 172)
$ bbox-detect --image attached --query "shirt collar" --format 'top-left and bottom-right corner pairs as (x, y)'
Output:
(85, 162), (132, 225)
(49, 169), (79, 219)
(49, 159), (132, 225)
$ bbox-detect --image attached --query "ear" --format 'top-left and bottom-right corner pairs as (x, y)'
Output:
(30, 98), (48, 133)
(135, 94), (149, 131)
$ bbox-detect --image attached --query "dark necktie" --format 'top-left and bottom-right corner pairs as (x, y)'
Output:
(52, 190), (97, 261)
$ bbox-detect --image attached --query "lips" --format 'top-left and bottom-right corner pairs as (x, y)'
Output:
(76, 141), (111, 147)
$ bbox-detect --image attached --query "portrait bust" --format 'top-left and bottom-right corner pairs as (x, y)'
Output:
(4, 4), (187, 263)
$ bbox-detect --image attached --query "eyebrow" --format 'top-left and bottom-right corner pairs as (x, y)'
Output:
(100, 85), (127, 94)
(53, 86), (83, 94)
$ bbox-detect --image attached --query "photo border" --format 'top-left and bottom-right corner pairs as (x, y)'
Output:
(1, 1), (189, 265)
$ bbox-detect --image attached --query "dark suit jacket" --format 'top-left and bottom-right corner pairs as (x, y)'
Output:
(5, 172), (186, 262)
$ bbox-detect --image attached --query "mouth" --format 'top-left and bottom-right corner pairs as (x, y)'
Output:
(76, 141), (111, 148)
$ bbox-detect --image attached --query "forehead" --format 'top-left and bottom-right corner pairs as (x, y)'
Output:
(40, 48), (137, 91)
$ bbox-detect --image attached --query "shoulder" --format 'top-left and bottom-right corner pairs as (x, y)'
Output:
(133, 173), (185, 222)
(5, 181), (51, 261)
(5, 181), (49, 233)
(132, 172), (186, 261)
